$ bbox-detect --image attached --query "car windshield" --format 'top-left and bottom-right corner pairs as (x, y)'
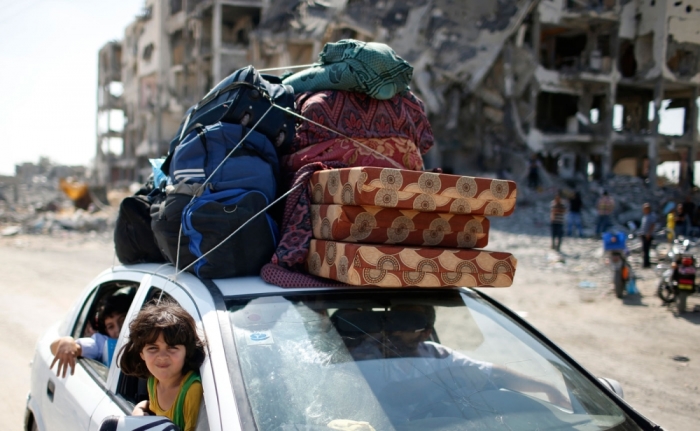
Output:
(225, 289), (643, 431)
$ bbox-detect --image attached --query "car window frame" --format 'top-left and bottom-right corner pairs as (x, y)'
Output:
(108, 273), (223, 431)
(70, 280), (140, 390)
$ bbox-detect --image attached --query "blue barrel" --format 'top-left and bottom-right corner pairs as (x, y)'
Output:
(603, 232), (626, 251)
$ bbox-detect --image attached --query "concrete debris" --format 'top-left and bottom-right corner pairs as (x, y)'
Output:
(0, 160), (117, 237)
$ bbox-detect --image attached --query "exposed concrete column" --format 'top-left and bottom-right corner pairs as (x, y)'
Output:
(602, 81), (616, 181)
(648, 77), (665, 190)
(529, 9), (540, 132)
(689, 86), (699, 189)
(212, 1), (222, 84)
(601, 23), (620, 182)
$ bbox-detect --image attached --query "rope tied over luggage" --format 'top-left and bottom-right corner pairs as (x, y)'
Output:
(170, 84), (404, 280)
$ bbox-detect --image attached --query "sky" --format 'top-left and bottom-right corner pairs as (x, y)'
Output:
(0, 0), (144, 176)
(0, 1), (694, 179)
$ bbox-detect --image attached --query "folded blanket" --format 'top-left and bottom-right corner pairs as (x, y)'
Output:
(290, 90), (434, 156)
(282, 137), (424, 172)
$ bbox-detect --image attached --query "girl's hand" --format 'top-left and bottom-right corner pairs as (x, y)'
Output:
(132, 400), (152, 416)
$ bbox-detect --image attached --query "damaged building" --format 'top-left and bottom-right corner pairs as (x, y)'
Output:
(96, 0), (700, 188)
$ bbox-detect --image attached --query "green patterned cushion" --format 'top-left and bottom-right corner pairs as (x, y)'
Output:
(282, 39), (413, 100)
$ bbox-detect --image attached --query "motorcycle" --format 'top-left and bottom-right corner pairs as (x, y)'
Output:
(657, 242), (699, 313)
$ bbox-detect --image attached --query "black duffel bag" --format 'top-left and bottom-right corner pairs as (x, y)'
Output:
(166, 65), (296, 167)
(150, 188), (194, 270)
(151, 184), (277, 279)
(114, 191), (167, 265)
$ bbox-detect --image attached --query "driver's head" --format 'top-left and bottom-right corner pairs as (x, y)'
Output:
(98, 293), (133, 339)
(385, 305), (436, 357)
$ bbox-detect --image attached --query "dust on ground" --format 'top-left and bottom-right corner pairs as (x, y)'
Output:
(1, 203), (699, 430)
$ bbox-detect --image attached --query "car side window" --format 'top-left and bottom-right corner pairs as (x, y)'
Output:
(72, 282), (138, 383)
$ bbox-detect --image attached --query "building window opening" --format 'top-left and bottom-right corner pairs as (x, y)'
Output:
(170, 0), (183, 15)
(657, 161), (680, 185)
(590, 108), (600, 124)
(222, 7), (260, 49)
(142, 43), (154, 61)
(171, 31), (184, 66)
(536, 92), (580, 133)
(109, 82), (123, 98)
(613, 104), (623, 131)
(667, 47), (699, 78)
(539, 27), (587, 72)
(618, 40), (636, 77)
(657, 99), (686, 137)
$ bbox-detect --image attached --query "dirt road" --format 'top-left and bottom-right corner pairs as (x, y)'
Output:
(0, 233), (116, 430)
(1, 229), (698, 430)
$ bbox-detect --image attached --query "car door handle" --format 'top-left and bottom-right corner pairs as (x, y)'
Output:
(47, 380), (55, 402)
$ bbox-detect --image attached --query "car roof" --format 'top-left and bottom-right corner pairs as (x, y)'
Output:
(109, 262), (400, 298)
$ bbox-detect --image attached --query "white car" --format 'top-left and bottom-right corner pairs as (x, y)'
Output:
(26, 263), (663, 431)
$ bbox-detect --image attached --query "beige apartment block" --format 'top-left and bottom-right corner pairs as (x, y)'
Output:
(96, 0), (700, 188)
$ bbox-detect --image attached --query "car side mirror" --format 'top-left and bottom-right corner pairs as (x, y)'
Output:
(598, 377), (624, 399)
(99, 415), (180, 431)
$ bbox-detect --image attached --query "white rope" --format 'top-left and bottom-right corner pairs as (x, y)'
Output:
(169, 85), (404, 279)
(174, 222), (184, 282)
(172, 105), (274, 275)
(258, 63), (318, 72)
(197, 104), (274, 193)
(173, 183), (303, 277)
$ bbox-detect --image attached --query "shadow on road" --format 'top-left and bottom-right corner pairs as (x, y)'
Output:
(673, 307), (700, 325)
(622, 295), (648, 307)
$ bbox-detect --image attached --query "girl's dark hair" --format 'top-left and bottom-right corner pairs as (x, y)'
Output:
(118, 301), (206, 379)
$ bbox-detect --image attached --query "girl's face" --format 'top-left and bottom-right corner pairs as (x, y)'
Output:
(140, 333), (186, 382)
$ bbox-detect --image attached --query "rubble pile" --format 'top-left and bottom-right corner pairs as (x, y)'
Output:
(0, 175), (117, 238)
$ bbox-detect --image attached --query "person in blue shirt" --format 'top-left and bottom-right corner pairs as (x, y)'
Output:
(50, 292), (134, 377)
(639, 203), (657, 268)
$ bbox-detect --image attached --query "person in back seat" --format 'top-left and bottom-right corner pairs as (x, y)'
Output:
(50, 292), (134, 377)
(337, 305), (570, 410)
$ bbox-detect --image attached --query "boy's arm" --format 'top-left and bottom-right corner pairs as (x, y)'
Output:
(49, 336), (83, 378)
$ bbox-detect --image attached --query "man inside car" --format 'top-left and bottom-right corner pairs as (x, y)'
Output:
(336, 305), (570, 416)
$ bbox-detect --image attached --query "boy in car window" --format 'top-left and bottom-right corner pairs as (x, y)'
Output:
(50, 292), (134, 377)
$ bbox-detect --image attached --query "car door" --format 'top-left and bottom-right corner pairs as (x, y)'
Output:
(89, 273), (223, 431)
(32, 270), (144, 431)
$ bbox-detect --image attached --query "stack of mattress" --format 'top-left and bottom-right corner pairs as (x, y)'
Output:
(306, 167), (518, 288)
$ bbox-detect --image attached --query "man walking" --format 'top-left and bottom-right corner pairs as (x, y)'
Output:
(567, 191), (583, 237)
(551, 193), (566, 251)
(640, 203), (657, 268)
(595, 190), (615, 236)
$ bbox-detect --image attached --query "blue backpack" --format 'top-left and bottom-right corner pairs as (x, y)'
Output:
(170, 122), (279, 199)
(151, 123), (280, 279)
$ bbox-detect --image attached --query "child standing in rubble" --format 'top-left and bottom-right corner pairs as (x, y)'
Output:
(550, 193), (567, 251)
(595, 191), (615, 237)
